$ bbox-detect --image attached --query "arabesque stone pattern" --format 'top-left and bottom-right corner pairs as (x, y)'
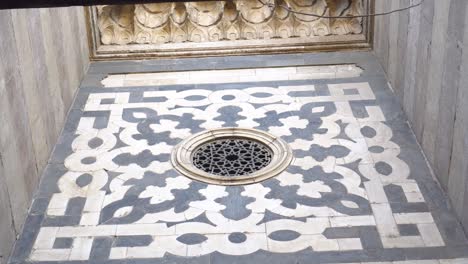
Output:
(89, 0), (371, 59)
(8, 56), (468, 263)
(98, 0), (365, 45)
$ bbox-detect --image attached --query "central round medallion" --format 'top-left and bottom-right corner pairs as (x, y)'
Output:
(192, 138), (273, 177)
(171, 128), (293, 186)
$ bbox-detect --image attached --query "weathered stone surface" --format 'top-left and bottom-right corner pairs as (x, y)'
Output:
(89, 0), (372, 58)
(0, 7), (89, 264)
(97, 0), (366, 45)
(373, 0), (468, 233)
(447, 3), (468, 231)
(0, 157), (16, 264)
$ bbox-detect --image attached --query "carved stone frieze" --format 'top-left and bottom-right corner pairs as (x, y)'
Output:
(96, 0), (366, 46)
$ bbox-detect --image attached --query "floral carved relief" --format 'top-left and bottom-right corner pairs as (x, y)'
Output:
(97, 0), (365, 45)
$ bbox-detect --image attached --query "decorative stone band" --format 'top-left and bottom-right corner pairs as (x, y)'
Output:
(171, 128), (293, 185)
(87, 0), (372, 59)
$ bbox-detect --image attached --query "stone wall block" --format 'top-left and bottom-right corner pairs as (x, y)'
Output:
(0, 7), (89, 263)
(374, 0), (468, 232)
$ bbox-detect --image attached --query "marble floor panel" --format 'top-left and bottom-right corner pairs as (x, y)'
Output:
(9, 57), (468, 264)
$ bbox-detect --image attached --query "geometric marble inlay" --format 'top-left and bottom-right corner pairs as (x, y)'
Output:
(193, 138), (273, 177)
(193, 137), (273, 176)
(172, 127), (293, 185)
(9, 61), (468, 264)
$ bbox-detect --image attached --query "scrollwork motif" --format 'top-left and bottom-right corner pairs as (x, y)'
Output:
(97, 0), (365, 45)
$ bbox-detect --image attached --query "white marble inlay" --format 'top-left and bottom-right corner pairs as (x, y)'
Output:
(101, 65), (363, 87)
(28, 80), (452, 262)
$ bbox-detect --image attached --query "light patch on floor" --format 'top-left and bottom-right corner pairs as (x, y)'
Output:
(101, 64), (363, 87)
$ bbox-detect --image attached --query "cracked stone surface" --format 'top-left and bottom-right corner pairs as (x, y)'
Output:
(8, 56), (468, 264)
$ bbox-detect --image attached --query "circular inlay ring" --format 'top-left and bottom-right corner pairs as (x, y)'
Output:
(171, 128), (293, 186)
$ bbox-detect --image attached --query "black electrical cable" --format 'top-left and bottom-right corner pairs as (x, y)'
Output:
(257, 0), (425, 19)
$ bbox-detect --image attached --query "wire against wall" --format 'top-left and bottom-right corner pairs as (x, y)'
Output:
(257, 0), (425, 19)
